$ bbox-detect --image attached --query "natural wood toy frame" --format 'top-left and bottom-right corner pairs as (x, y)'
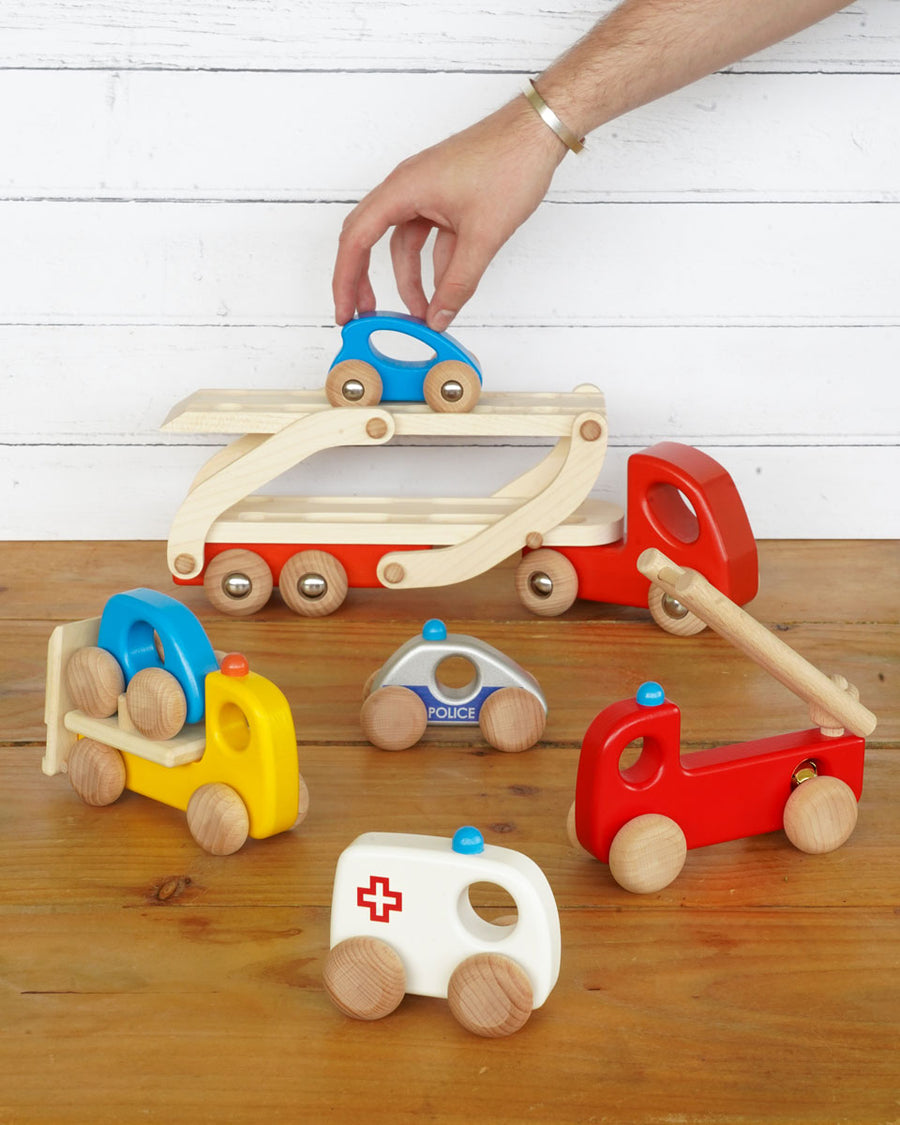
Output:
(163, 386), (757, 624)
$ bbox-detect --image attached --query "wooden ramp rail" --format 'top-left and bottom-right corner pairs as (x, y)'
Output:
(165, 387), (614, 592)
(161, 386), (609, 438)
(377, 412), (609, 590)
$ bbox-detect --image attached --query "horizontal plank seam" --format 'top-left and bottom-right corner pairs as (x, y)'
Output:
(4, 906), (896, 922)
(4, 440), (896, 449)
(2, 321), (900, 332)
(1, 65), (897, 76)
(6, 319), (900, 330)
(4, 737), (898, 750)
(3, 197), (900, 206)
(5, 196), (900, 207)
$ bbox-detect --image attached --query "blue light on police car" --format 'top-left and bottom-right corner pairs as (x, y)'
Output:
(422, 619), (448, 642)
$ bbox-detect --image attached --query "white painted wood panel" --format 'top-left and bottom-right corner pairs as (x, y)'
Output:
(2, 71), (897, 203)
(2, 201), (898, 326)
(1, 1), (895, 73)
(2, 1), (897, 539)
(2, 444), (894, 541)
(2, 325), (896, 445)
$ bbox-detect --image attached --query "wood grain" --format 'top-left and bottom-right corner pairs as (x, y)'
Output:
(4, 201), (899, 325)
(1, 541), (897, 1123)
(1, 0), (895, 72)
(3, 4), (897, 541)
(1, 904), (897, 1123)
(2, 540), (896, 625)
(6, 444), (899, 540)
(4, 325), (896, 441)
(4, 72), (899, 202)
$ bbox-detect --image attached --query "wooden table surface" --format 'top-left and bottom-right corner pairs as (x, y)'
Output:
(2, 540), (898, 1124)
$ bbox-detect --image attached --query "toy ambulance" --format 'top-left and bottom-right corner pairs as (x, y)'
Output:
(323, 827), (561, 1037)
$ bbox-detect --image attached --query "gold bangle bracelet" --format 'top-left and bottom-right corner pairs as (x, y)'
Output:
(523, 79), (585, 155)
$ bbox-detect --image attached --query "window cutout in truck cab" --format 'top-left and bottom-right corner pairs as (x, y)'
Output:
(219, 701), (251, 753)
(619, 737), (665, 788)
(646, 482), (700, 545)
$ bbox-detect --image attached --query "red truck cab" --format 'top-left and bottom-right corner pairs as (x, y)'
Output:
(518, 443), (758, 629)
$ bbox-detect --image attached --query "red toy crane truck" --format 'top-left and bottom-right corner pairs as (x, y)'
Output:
(569, 550), (877, 893)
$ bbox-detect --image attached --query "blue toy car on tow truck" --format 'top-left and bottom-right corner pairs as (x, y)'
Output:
(326, 312), (483, 412)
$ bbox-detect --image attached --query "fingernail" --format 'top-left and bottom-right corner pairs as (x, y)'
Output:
(431, 309), (456, 332)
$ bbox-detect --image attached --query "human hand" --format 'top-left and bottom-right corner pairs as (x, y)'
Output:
(332, 95), (567, 331)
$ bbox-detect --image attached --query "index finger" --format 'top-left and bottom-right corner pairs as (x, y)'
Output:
(332, 189), (419, 325)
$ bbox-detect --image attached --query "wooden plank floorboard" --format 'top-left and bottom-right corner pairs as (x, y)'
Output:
(3, 619), (897, 744)
(1, 540), (898, 625)
(2, 906), (896, 1125)
(1, 541), (897, 1124)
(3, 740), (897, 910)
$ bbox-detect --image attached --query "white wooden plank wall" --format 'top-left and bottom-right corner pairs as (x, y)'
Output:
(2, 0), (899, 540)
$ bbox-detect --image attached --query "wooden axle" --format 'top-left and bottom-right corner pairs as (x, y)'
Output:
(637, 548), (877, 738)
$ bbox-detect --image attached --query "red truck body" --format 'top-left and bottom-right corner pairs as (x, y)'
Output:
(574, 690), (866, 863)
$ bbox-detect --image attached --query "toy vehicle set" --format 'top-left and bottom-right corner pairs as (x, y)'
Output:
(41, 315), (878, 1037)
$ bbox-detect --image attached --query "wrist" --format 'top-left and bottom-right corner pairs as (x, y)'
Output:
(522, 79), (586, 156)
(497, 93), (570, 170)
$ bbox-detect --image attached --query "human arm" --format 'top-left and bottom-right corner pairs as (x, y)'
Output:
(332, 0), (852, 331)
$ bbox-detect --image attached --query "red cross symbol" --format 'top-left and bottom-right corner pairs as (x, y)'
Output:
(357, 875), (403, 923)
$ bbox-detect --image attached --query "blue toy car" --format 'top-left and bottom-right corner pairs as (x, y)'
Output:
(326, 312), (482, 412)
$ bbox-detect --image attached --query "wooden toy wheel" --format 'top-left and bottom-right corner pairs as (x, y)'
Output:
(479, 687), (545, 752)
(447, 953), (533, 1038)
(67, 738), (127, 807)
(203, 549), (274, 617)
(360, 685), (428, 751)
(325, 360), (383, 407)
(566, 799), (590, 856)
(126, 667), (188, 740)
(65, 646), (124, 718)
(515, 549), (578, 617)
(647, 583), (707, 637)
(293, 775), (311, 829)
(361, 667), (383, 700)
(608, 813), (687, 893)
(423, 361), (480, 413)
(186, 783), (250, 855)
(783, 775), (858, 854)
(323, 936), (406, 1021)
(278, 550), (348, 617)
